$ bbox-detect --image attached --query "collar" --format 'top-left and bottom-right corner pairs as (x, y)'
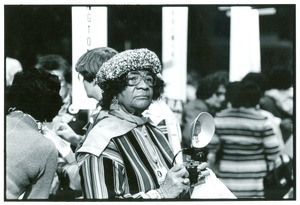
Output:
(7, 110), (43, 132)
(77, 106), (153, 158)
(109, 105), (149, 126)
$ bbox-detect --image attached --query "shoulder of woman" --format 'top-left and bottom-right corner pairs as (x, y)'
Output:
(77, 111), (137, 156)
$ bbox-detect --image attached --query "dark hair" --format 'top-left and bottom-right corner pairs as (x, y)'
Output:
(36, 54), (71, 84)
(75, 47), (118, 83)
(242, 72), (268, 94)
(7, 68), (63, 122)
(99, 73), (165, 110)
(225, 81), (240, 106)
(230, 81), (261, 108)
(268, 65), (293, 90)
(196, 71), (228, 100)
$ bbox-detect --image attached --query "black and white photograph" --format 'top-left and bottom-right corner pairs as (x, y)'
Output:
(1, 0), (297, 203)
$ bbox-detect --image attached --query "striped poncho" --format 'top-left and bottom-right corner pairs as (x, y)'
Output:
(76, 107), (179, 199)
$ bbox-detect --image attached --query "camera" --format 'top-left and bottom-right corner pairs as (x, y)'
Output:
(174, 112), (215, 187)
(184, 159), (199, 187)
(183, 147), (208, 187)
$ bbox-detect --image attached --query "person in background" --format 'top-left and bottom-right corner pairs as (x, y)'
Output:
(35, 54), (87, 134)
(207, 81), (281, 198)
(241, 71), (294, 198)
(42, 47), (119, 199)
(56, 47), (118, 147)
(181, 71), (228, 149)
(35, 54), (86, 199)
(35, 55), (72, 120)
(241, 72), (285, 151)
(260, 65), (293, 158)
(261, 65), (293, 119)
(76, 48), (210, 199)
(6, 68), (61, 199)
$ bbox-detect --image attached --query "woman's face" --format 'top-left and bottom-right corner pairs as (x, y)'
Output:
(51, 69), (69, 99)
(117, 70), (154, 115)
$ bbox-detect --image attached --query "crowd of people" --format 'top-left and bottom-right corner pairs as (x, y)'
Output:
(5, 47), (294, 200)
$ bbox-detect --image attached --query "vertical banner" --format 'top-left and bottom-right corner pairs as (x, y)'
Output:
(72, 7), (107, 109)
(162, 7), (188, 161)
(229, 7), (261, 82)
(162, 7), (188, 102)
(162, 7), (188, 122)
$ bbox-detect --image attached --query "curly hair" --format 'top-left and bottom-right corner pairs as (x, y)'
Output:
(196, 71), (229, 100)
(99, 72), (165, 110)
(7, 68), (63, 122)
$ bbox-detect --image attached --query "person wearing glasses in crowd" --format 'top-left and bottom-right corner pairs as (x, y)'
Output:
(76, 48), (210, 199)
(181, 71), (228, 149)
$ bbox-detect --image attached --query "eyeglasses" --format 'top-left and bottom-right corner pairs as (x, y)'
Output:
(126, 72), (156, 87)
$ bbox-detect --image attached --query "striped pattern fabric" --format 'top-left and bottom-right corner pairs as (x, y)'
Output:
(78, 123), (175, 199)
(209, 108), (280, 198)
(157, 119), (168, 139)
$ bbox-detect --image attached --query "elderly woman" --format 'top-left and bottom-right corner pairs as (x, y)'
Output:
(76, 48), (208, 199)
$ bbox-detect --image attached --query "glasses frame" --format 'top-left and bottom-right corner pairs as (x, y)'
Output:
(126, 72), (157, 87)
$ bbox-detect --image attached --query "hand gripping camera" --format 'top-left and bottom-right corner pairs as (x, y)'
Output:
(173, 112), (215, 187)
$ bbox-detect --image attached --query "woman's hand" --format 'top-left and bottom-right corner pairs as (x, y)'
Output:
(195, 162), (210, 185)
(158, 164), (190, 198)
(42, 123), (58, 137)
(55, 123), (83, 146)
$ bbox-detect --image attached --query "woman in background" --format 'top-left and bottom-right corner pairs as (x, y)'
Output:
(6, 68), (62, 199)
(208, 81), (281, 198)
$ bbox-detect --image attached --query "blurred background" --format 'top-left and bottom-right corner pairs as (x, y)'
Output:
(4, 4), (294, 80)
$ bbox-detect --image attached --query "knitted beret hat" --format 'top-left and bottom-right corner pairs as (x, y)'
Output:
(96, 48), (162, 84)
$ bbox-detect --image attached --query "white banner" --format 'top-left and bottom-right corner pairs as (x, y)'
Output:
(72, 7), (107, 109)
(162, 7), (188, 102)
(229, 7), (261, 82)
